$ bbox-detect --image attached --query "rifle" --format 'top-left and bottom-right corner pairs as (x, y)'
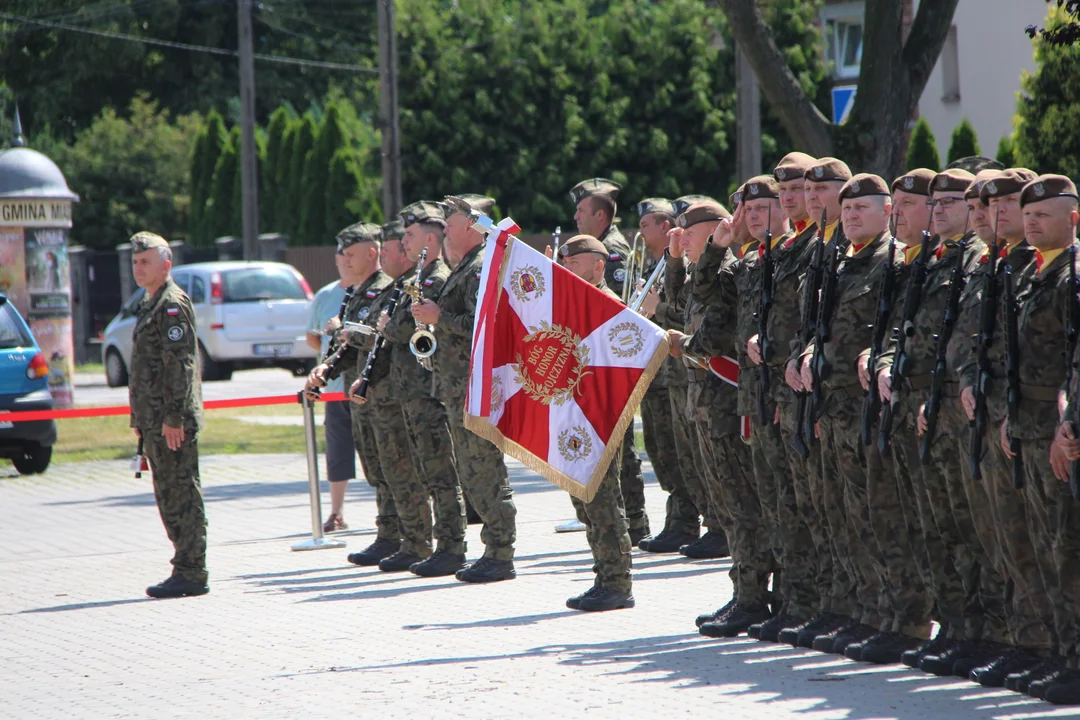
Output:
(1003, 264), (1024, 488)
(756, 204), (780, 441)
(791, 211), (826, 458)
(1067, 243), (1080, 499)
(921, 225), (971, 464)
(859, 215), (898, 446)
(352, 279), (406, 402)
(969, 212), (1001, 480)
(878, 212), (935, 455)
(807, 216), (849, 438)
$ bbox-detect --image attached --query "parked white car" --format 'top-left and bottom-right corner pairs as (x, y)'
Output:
(102, 261), (318, 387)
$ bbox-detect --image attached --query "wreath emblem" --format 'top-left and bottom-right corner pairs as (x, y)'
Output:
(510, 265), (545, 302)
(489, 375), (504, 414)
(557, 426), (593, 462)
(513, 321), (591, 406)
(607, 321), (644, 359)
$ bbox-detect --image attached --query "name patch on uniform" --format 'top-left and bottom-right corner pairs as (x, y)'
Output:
(166, 307), (180, 316)
(167, 325), (185, 342)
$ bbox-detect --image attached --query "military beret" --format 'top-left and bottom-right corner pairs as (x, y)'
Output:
(673, 195), (716, 217)
(637, 198), (676, 219)
(774, 152), (817, 182)
(444, 194), (495, 217)
(569, 177), (622, 205)
(382, 219), (405, 241)
(335, 222), (382, 253)
(891, 169), (936, 196)
(839, 173), (891, 201)
(1020, 174), (1080, 207)
(729, 184), (746, 208)
(931, 168), (976, 195)
(130, 231), (169, 253)
(946, 155), (1004, 175)
(399, 200), (448, 227)
(805, 157), (853, 183)
(965, 169), (998, 203)
(676, 200), (731, 229)
(980, 168), (1039, 203)
(743, 175), (781, 200)
(558, 234), (608, 259)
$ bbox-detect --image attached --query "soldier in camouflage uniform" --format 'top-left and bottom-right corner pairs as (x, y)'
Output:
(798, 173), (903, 655)
(305, 223), (400, 567)
(128, 232), (208, 600)
(570, 178), (648, 543)
(410, 194), (518, 584)
(669, 198), (772, 638)
(559, 234), (636, 612)
(632, 197), (706, 555)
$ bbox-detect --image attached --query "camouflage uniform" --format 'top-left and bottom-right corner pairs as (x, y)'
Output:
(129, 275), (207, 585)
(430, 242), (516, 561)
(328, 269), (399, 542)
(958, 241), (1053, 649)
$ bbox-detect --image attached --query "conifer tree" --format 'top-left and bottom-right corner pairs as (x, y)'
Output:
(905, 117), (941, 172)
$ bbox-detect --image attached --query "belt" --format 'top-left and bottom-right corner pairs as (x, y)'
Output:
(943, 380), (960, 398)
(1019, 383), (1061, 403)
(905, 373), (932, 391)
(825, 381), (863, 404)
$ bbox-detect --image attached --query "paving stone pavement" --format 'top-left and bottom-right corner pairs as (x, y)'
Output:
(0, 453), (1070, 720)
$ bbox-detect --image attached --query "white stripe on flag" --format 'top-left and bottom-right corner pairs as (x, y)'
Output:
(502, 241), (553, 333)
(545, 396), (605, 491)
(579, 308), (667, 370)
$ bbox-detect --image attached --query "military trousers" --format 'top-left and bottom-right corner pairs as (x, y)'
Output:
(819, 394), (887, 629)
(144, 427), (207, 584)
(349, 399), (400, 542)
(694, 415), (769, 608)
(620, 425), (648, 534)
(754, 395), (818, 620)
(368, 399), (432, 557)
(670, 383), (721, 531)
(400, 396), (467, 555)
(978, 421), (1055, 650)
(571, 447), (632, 593)
(641, 384), (699, 537)
(442, 392), (516, 561)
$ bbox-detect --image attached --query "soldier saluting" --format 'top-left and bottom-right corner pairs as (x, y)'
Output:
(128, 231), (208, 600)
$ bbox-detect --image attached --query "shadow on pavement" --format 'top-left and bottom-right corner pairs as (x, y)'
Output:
(13, 597), (154, 614)
(402, 611), (579, 631)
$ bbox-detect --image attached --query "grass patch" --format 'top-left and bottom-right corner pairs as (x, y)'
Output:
(76, 362), (105, 373)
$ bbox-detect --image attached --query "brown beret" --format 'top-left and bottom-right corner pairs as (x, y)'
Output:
(676, 200), (731, 229)
(774, 152), (817, 182)
(805, 157), (853, 183)
(891, 169), (936, 196)
(839, 173), (891, 201)
(1020, 174), (1080, 207)
(743, 175), (781, 200)
(559, 234), (608, 259)
(569, 177), (621, 205)
(637, 198), (676, 218)
(444, 194), (495, 217)
(980, 169), (1039, 203)
(130, 231), (169, 253)
(673, 195), (716, 217)
(964, 169), (998, 203)
(729, 184), (746, 208)
(931, 168), (976, 194)
(399, 200), (448, 227)
(336, 222), (382, 252)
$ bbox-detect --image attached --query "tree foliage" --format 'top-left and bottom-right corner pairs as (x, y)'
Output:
(205, 126), (240, 244)
(905, 117), (941, 172)
(996, 135), (1017, 168)
(946, 118), (981, 165)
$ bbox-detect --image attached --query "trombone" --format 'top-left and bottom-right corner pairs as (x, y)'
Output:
(404, 247), (437, 370)
(621, 231), (646, 304)
(628, 256), (666, 311)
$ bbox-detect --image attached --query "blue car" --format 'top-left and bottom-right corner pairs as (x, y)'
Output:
(0, 294), (57, 474)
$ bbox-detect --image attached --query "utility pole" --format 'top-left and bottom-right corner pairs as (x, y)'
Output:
(735, 42), (762, 183)
(377, 0), (402, 220)
(237, 0), (259, 260)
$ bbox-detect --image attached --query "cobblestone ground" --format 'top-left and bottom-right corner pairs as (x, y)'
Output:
(0, 454), (1069, 720)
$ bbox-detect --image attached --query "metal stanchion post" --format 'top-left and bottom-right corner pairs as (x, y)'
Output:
(291, 392), (346, 551)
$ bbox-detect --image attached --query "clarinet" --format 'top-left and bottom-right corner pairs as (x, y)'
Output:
(352, 280), (406, 402)
(309, 284), (355, 398)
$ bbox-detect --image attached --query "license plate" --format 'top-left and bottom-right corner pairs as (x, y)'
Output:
(0, 421), (12, 429)
(253, 343), (293, 357)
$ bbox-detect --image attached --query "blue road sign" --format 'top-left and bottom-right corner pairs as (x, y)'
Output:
(832, 85), (857, 124)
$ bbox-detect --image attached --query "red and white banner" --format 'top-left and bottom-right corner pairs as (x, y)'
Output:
(466, 227), (670, 502)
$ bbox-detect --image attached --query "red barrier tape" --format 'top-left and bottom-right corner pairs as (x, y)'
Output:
(0, 391), (346, 423)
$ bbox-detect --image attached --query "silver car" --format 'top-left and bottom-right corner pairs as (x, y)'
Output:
(102, 261), (318, 387)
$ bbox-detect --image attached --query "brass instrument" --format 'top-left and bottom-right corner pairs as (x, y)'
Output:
(628, 256), (666, 312)
(552, 225), (561, 259)
(404, 247), (437, 370)
(621, 231), (645, 304)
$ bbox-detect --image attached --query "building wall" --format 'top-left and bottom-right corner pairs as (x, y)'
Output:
(916, 0), (1045, 161)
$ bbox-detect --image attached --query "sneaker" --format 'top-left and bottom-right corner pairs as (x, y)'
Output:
(567, 584), (602, 610)
(639, 529), (699, 554)
(555, 519), (587, 533)
(347, 538), (400, 566)
(378, 550), (426, 573)
(578, 587), (635, 612)
(679, 530), (730, 559)
(970, 647), (1042, 688)
(409, 549), (467, 577)
(695, 599), (735, 629)
(146, 574), (209, 599)
(699, 603), (770, 638)
(455, 557), (516, 584)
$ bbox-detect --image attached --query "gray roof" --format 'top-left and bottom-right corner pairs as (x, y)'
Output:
(0, 147), (79, 201)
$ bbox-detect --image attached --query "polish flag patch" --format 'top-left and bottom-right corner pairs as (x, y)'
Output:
(166, 307), (180, 316)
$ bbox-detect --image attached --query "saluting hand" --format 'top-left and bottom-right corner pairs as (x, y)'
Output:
(162, 423), (185, 451)
(667, 228), (684, 258)
(711, 218), (736, 248)
(411, 299), (441, 325)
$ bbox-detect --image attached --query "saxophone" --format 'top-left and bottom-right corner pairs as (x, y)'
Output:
(404, 247), (437, 370)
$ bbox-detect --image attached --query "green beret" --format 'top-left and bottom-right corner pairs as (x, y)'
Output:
(980, 168), (1039, 203)
(1020, 174), (1080, 207)
(336, 222), (382, 253)
(569, 177), (621, 205)
(382, 219), (406, 241)
(839, 173), (890, 201)
(559, 234), (608, 258)
(946, 156), (1004, 175)
(805, 157), (853, 183)
(774, 152), (817, 182)
(673, 195), (716, 217)
(931, 168), (976, 195)
(399, 200), (448, 227)
(743, 175), (781, 200)
(637, 198), (676, 219)
(444, 194), (495, 217)
(130, 232), (169, 253)
(891, 169), (936, 196)
(676, 200), (731, 228)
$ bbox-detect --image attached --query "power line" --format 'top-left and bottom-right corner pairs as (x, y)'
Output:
(0, 11), (377, 73)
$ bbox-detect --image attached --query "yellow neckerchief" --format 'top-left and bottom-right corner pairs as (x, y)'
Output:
(770, 232), (786, 250)
(824, 220), (840, 242)
(846, 236), (875, 257)
(738, 240), (759, 259)
(1036, 247), (1066, 274)
(903, 243), (922, 264)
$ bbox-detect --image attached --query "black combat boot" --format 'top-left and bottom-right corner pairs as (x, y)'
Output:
(378, 550), (426, 573)
(699, 603), (770, 638)
(831, 623), (877, 656)
(969, 647), (1042, 688)
(811, 618), (858, 653)
(780, 611), (847, 648)
(951, 642), (1010, 678)
(628, 525), (650, 547)
(410, 548), (467, 577)
(578, 586), (635, 612)
(696, 599), (735, 628)
(679, 530), (730, 559)
(567, 583), (602, 610)
(639, 528), (699, 554)
(856, 631), (923, 665)
(347, 538), (400, 566)
(751, 611), (807, 643)
(1006, 657), (1061, 693)
(146, 574), (209, 599)
(1043, 669), (1080, 704)
(902, 628), (952, 668)
(455, 556), (516, 583)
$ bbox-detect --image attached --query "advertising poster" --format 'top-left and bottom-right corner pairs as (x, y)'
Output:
(0, 228), (27, 316)
(29, 316), (74, 408)
(24, 227), (71, 314)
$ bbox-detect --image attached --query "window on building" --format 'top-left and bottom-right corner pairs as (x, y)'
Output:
(821, 2), (865, 79)
(941, 25), (960, 103)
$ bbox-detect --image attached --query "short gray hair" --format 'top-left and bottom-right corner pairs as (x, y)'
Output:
(157, 246), (173, 263)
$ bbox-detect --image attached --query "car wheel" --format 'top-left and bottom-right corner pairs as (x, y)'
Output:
(105, 348), (129, 388)
(12, 444), (52, 475)
(199, 343), (232, 382)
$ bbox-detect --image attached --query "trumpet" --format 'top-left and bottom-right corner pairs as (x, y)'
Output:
(628, 256), (666, 312)
(403, 247), (437, 370)
(621, 231), (645, 304)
